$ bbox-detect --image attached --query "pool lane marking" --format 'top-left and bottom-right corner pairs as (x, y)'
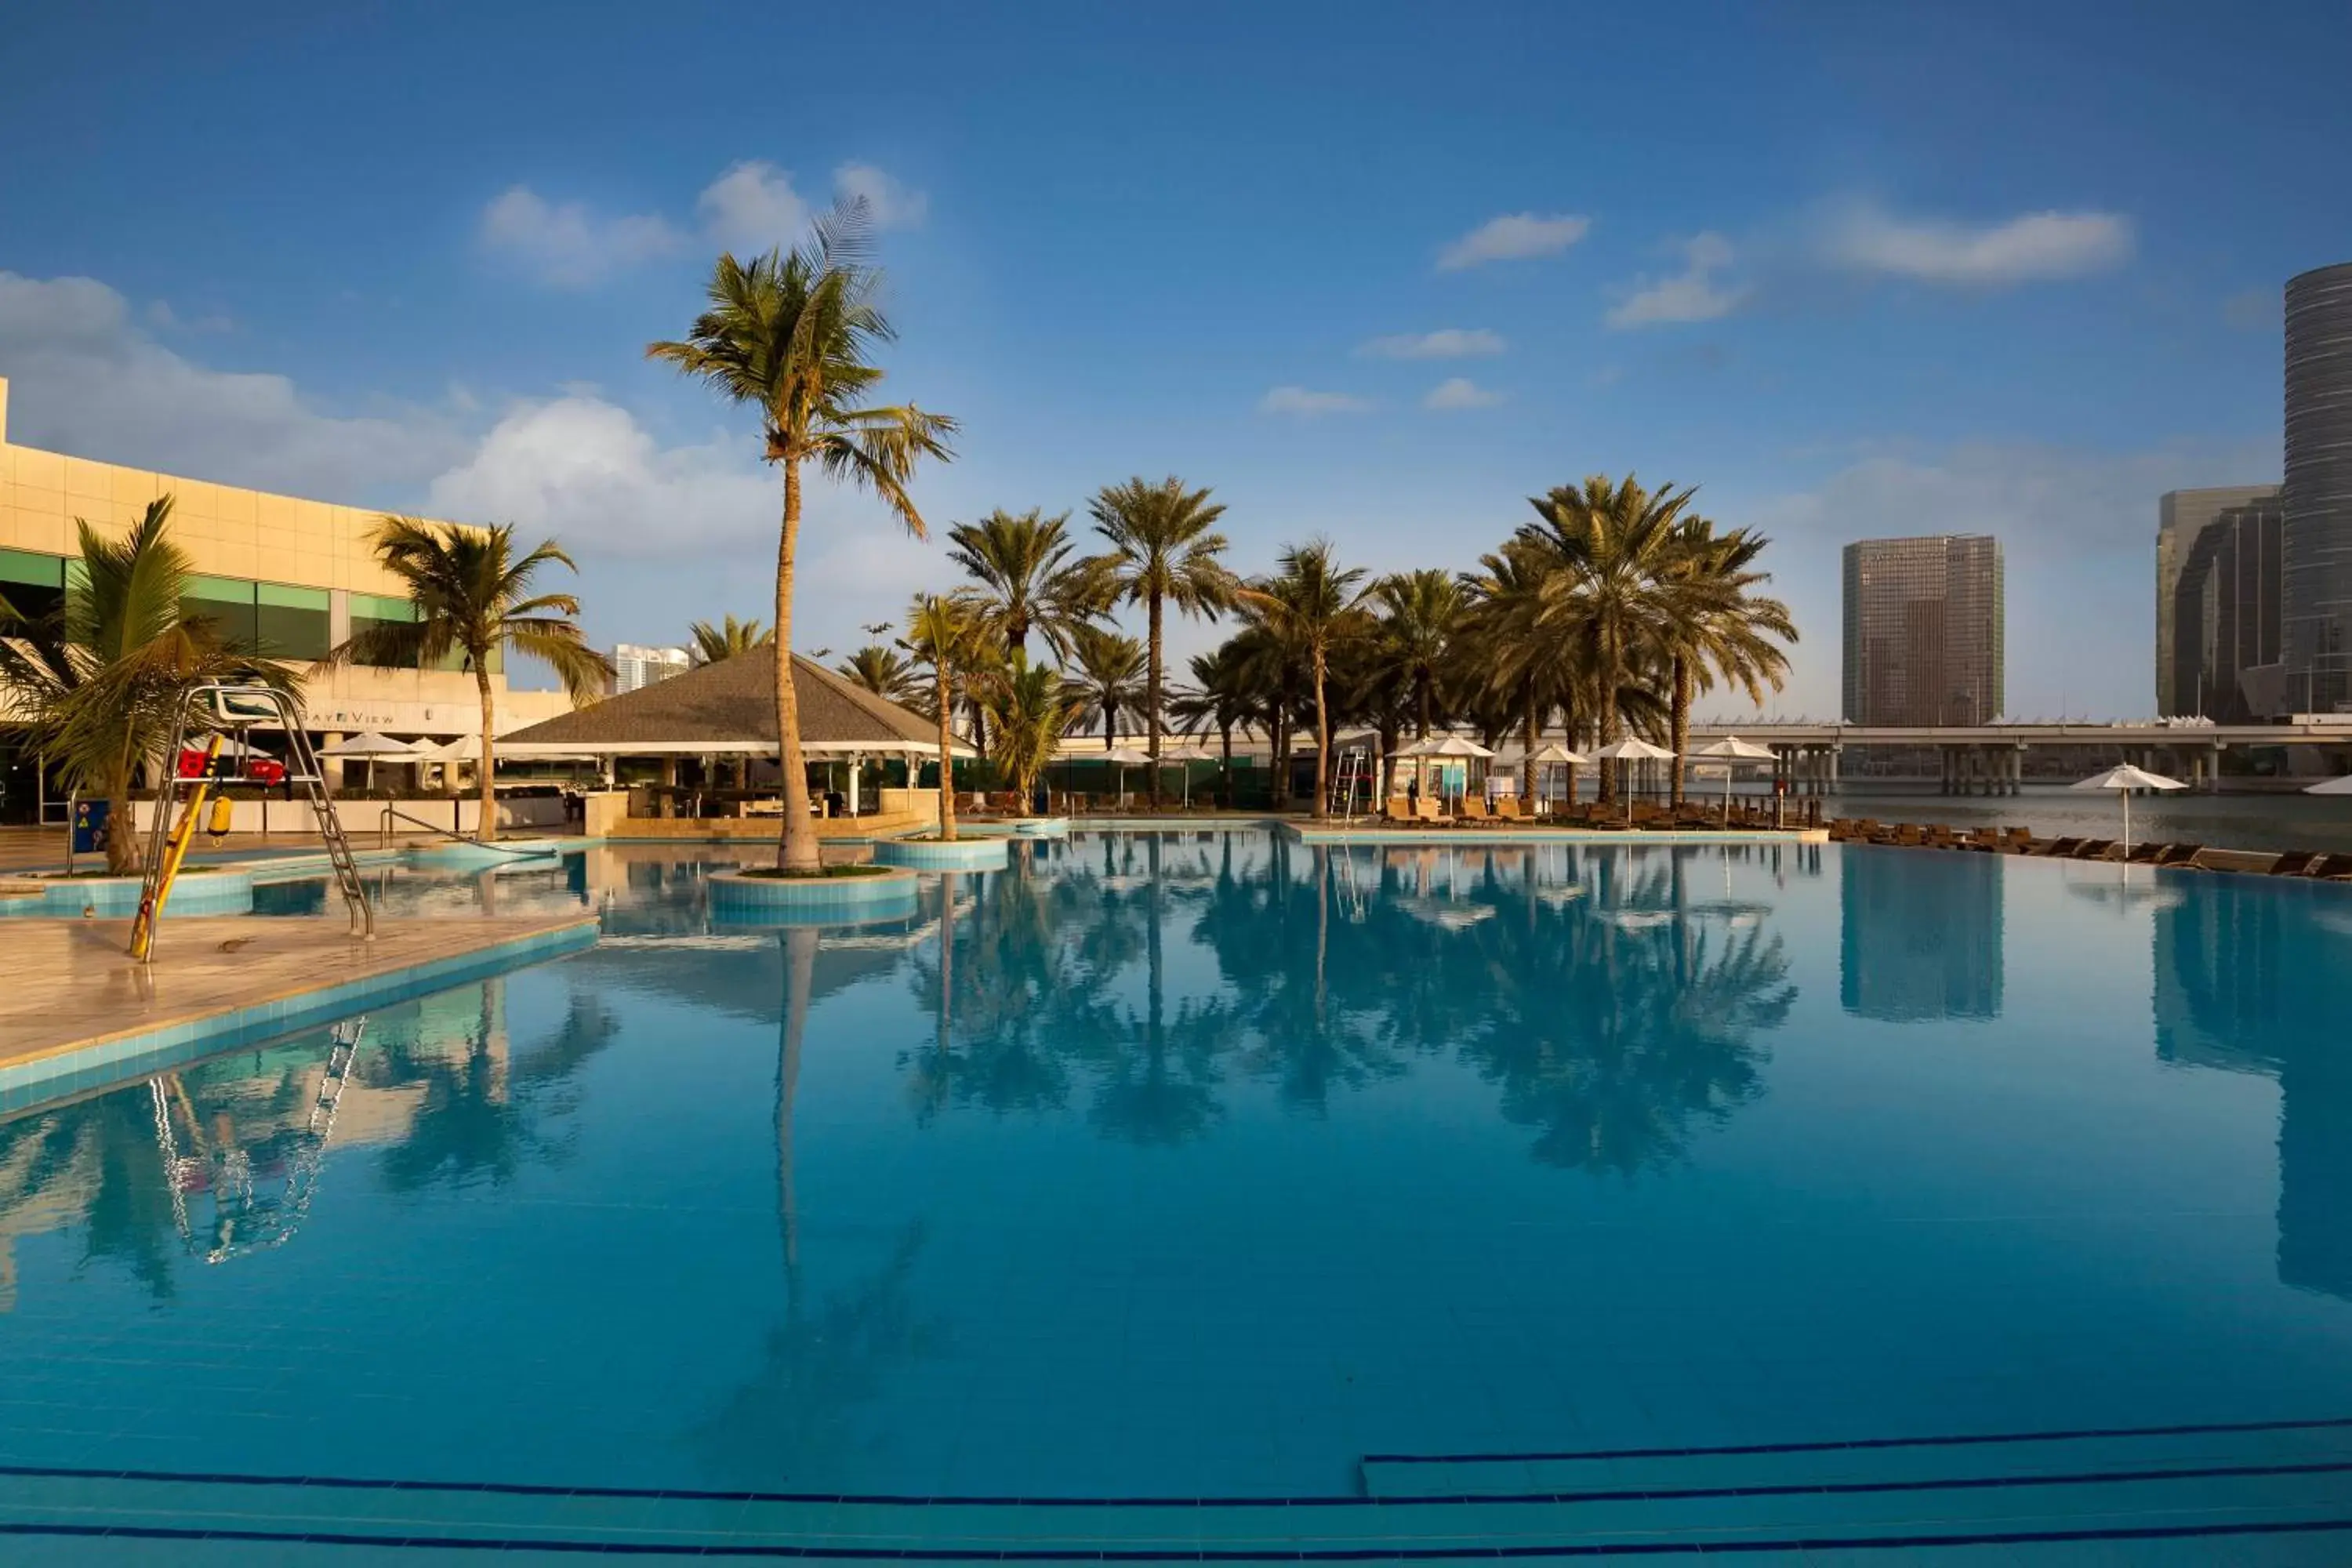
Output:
(3, 1453), (2352, 1511)
(1359, 1411), (2352, 1465)
(0, 1515), (2350, 1559)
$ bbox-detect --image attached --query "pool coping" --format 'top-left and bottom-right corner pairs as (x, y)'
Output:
(0, 915), (601, 1115)
(1282, 822), (1830, 847)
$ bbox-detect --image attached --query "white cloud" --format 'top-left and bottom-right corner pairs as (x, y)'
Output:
(833, 162), (928, 229)
(426, 395), (776, 554)
(1824, 203), (2134, 285)
(1423, 377), (1504, 411)
(1357, 328), (1505, 360)
(1436, 212), (1592, 271)
(0, 270), (464, 499)
(695, 161), (811, 255)
(1258, 385), (1374, 417)
(697, 160), (927, 255)
(477, 186), (684, 288)
(1606, 232), (1747, 328)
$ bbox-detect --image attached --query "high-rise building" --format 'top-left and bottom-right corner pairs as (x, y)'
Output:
(612, 643), (691, 695)
(1840, 535), (2005, 726)
(2282, 261), (2352, 713)
(2156, 487), (2285, 720)
(1840, 848), (2003, 1022)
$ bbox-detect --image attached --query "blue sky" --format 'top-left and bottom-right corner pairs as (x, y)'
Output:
(2, 1), (2345, 716)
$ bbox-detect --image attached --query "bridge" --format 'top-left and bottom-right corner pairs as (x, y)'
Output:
(1682, 718), (2352, 795)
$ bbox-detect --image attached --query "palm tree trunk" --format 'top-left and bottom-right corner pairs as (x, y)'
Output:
(1145, 592), (1164, 809)
(106, 750), (137, 877)
(475, 663), (499, 844)
(775, 461), (818, 873)
(1669, 654), (1691, 806)
(935, 666), (957, 842)
(1377, 717), (1399, 800)
(1522, 686), (1539, 802)
(1218, 721), (1233, 808)
(1310, 652), (1330, 820)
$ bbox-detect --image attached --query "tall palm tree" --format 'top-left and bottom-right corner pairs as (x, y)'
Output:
(1246, 540), (1367, 818)
(1061, 622), (1146, 749)
(648, 200), (957, 873)
(2, 496), (291, 874)
(321, 517), (611, 843)
(1458, 543), (1583, 803)
(688, 614), (771, 666)
(982, 652), (1069, 812)
(1368, 569), (1461, 742)
(1084, 476), (1241, 807)
(945, 509), (1097, 662)
(837, 644), (921, 707)
(1167, 643), (1256, 808)
(900, 594), (982, 841)
(1655, 519), (1796, 801)
(1515, 475), (1697, 804)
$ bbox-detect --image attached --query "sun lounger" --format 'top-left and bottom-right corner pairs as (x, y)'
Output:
(1383, 797), (1417, 826)
(1460, 797), (1492, 822)
(2038, 837), (2082, 857)
(2269, 851), (2319, 876)
(2301, 852), (2352, 880)
(2151, 842), (2202, 866)
(1414, 798), (1449, 826)
(2073, 839), (2117, 859)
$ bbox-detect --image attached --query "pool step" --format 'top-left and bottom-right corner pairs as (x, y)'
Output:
(1358, 1414), (2352, 1501)
(2, 1433), (2350, 1563)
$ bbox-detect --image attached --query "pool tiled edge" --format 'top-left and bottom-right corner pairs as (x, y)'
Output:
(0, 916), (601, 1115)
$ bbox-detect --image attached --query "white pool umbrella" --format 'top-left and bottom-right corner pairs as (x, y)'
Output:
(1098, 745), (1152, 806)
(2070, 762), (2185, 850)
(1160, 742), (1214, 808)
(1691, 735), (1777, 815)
(321, 731), (423, 792)
(1523, 741), (1589, 811)
(1591, 736), (1677, 819)
(2303, 775), (2352, 796)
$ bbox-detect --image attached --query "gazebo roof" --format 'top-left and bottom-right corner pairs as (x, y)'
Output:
(500, 652), (968, 757)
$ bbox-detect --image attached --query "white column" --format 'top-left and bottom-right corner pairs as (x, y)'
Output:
(849, 753), (863, 815)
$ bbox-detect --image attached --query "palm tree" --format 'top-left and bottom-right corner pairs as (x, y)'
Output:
(837, 644), (921, 707)
(1459, 543), (1583, 803)
(1246, 540), (1367, 818)
(321, 517), (611, 843)
(1062, 622), (1147, 749)
(1655, 519), (1796, 802)
(1084, 477), (1241, 807)
(982, 652), (1069, 813)
(648, 201), (957, 873)
(1368, 569), (1461, 742)
(688, 614), (771, 666)
(1, 496), (290, 874)
(900, 594), (981, 841)
(1167, 644), (1256, 808)
(1515, 475), (1697, 804)
(946, 509), (1097, 662)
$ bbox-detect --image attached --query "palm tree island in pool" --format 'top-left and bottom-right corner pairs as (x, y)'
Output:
(648, 198), (957, 873)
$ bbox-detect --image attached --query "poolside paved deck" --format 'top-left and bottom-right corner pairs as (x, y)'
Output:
(0, 913), (599, 1076)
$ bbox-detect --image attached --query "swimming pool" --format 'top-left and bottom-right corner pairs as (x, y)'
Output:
(2, 829), (2349, 1552)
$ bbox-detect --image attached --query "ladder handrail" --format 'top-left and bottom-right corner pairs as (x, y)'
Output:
(379, 803), (552, 857)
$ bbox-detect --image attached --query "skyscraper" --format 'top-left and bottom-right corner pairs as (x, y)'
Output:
(2283, 261), (2352, 713)
(1840, 535), (2005, 726)
(611, 643), (691, 695)
(2157, 486), (2285, 719)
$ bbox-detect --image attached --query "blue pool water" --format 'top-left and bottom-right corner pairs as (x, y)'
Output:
(3, 831), (2351, 1523)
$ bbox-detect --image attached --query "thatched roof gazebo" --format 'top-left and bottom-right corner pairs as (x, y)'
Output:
(502, 652), (969, 822)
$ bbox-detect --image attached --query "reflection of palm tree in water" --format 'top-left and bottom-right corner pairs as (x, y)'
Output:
(1462, 855), (1792, 1174)
(376, 982), (621, 1192)
(689, 924), (942, 1489)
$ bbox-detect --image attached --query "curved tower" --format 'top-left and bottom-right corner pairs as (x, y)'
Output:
(2283, 262), (2352, 712)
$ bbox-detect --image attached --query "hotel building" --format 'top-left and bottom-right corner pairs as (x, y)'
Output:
(1840, 534), (2006, 727)
(0, 375), (572, 819)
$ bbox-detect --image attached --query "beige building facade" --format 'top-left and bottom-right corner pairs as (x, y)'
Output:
(0, 375), (573, 752)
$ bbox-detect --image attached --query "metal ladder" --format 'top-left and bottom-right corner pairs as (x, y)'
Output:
(135, 683), (374, 962)
(151, 1015), (367, 1264)
(1330, 747), (1369, 821)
